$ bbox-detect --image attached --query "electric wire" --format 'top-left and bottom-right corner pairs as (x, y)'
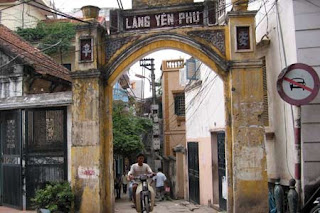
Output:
(0, 39), (62, 70)
(255, 0), (276, 29)
(0, 0), (34, 12)
(116, 0), (124, 10)
(25, 0), (91, 24)
(305, 0), (320, 8)
(160, 61), (204, 128)
(0, 35), (69, 79)
(123, 73), (138, 99)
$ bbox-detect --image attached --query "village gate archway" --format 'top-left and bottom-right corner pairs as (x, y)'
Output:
(70, 1), (268, 213)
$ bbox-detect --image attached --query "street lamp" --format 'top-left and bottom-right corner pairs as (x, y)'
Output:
(135, 74), (161, 92)
(135, 74), (151, 85)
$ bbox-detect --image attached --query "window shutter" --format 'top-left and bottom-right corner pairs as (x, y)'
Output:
(186, 58), (198, 80)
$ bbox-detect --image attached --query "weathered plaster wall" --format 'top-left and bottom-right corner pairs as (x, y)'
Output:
(228, 11), (268, 212)
(67, 106), (72, 182)
(71, 22), (110, 213)
(71, 78), (103, 212)
(230, 63), (268, 212)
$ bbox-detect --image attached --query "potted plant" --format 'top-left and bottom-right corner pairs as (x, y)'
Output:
(32, 181), (74, 213)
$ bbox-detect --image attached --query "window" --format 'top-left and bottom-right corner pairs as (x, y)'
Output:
(217, 0), (226, 19)
(62, 64), (71, 71)
(186, 58), (200, 80)
(80, 38), (93, 61)
(174, 93), (185, 116)
(236, 26), (251, 51)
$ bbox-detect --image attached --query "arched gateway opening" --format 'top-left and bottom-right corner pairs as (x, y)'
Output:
(71, 1), (268, 212)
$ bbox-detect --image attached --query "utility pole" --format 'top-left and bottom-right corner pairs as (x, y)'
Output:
(140, 58), (156, 104)
(139, 58), (160, 170)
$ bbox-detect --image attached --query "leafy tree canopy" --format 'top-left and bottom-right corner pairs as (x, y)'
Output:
(113, 102), (152, 158)
(16, 21), (76, 55)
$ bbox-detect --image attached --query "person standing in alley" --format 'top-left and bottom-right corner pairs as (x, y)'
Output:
(152, 168), (167, 201)
(115, 174), (121, 199)
(121, 173), (128, 194)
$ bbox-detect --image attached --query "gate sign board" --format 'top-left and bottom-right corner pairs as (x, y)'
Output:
(277, 63), (320, 105)
(110, 2), (216, 33)
(124, 9), (203, 31)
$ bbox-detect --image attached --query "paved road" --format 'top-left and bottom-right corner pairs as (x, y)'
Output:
(115, 195), (219, 213)
(0, 195), (219, 213)
(0, 206), (35, 213)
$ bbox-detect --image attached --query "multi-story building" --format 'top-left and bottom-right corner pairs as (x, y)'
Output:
(160, 59), (186, 199)
(0, 0), (53, 30)
(181, 57), (226, 209)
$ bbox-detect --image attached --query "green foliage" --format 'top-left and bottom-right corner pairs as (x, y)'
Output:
(16, 22), (76, 55)
(113, 102), (153, 158)
(31, 181), (74, 213)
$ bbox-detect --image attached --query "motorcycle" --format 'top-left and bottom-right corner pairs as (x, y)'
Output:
(310, 197), (320, 213)
(134, 174), (155, 213)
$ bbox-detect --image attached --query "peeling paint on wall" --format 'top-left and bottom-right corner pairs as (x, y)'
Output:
(236, 146), (264, 181)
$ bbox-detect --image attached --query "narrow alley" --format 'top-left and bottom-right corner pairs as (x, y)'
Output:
(115, 196), (220, 213)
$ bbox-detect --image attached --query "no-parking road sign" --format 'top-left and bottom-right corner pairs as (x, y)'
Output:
(277, 63), (320, 106)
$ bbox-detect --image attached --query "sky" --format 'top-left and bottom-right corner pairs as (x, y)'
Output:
(54, 0), (132, 11)
(53, 0), (204, 11)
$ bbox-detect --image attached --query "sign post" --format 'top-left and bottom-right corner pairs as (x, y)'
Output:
(277, 63), (320, 207)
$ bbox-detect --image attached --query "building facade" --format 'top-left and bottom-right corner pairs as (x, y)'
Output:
(0, 24), (72, 210)
(0, 0), (53, 30)
(255, 0), (320, 208)
(180, 57), (226, 208)
(161, 59), (186, 199)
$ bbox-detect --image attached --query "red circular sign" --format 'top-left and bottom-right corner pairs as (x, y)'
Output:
(277, 63), (320, 106)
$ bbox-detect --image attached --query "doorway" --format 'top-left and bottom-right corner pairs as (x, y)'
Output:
(187, 142), (199, 204)
(0, 108), (68, 210)
(0, 110), (22, 209)
(217, 132), (226, 210)
(25, 108), (68, 209)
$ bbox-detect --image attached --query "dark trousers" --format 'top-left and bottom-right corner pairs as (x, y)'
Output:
(115, 184), (121, 199)
(123, 184), (127, 194)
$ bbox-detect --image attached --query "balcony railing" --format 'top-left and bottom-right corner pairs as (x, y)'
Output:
(162, 59), (184, 71)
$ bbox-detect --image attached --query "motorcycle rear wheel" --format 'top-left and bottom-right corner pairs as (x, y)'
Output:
(310, 206), (320, 213)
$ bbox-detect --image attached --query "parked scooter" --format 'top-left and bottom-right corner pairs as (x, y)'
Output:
(134, 174), (155, 213)
(310, 197), (320, 213)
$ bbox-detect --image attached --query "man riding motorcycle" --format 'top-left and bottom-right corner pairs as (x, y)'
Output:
(128, 153), (155, 210)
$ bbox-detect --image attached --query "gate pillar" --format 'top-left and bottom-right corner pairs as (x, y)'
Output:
(227, 11), (268, 212)
(71, 22), (112, 213)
